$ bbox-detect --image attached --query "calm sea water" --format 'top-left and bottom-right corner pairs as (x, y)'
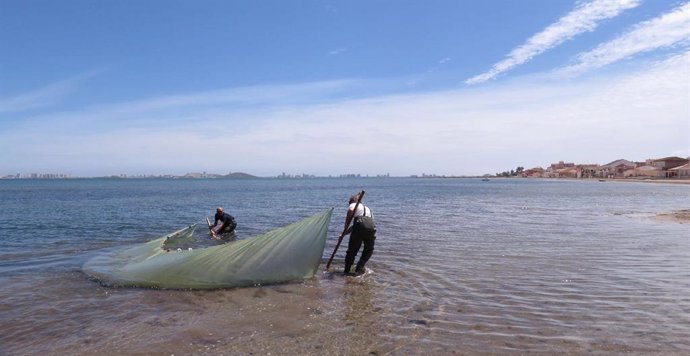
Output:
(0, 178), (688, 355)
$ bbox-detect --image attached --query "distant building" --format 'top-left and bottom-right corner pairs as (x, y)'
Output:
(598, 159), (636, 178)
(516, 155), (688, 181)
(577, 164), (600, 178)
(544, 161), (577, 178)
(521, 167), (544, 177)
(624, 165), (662, 178)
(647, 156), (689, 178)
(647, 156), (689, 170)
(669, 163), (690, 178)
(550, 161), (575, 170)
(556, 167), (579, 178)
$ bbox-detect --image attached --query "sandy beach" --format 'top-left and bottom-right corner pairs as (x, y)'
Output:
(655, 209), (690, 224)
(607, 178), (690, 185)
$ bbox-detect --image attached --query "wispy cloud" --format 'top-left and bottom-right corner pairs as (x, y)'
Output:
(0, 79), (364, 134)
(559, 1), (690, 75)
(1, 51), (687, 176)
(329, 47), (348, 55)
(88, 79), (362, 114)
(466, 0), (641, 85)
(0, 80), (75, 114)
(0, 72), (97, 114)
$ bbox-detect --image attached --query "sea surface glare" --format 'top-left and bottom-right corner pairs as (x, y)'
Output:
(0, 178), (688, 355)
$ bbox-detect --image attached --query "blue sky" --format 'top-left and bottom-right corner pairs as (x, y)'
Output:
(1, 0), (688, 177)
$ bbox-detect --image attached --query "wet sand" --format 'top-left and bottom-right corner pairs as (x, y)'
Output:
(608, 178), (690, 185)
(0, 268), (435, 356)
(655, 209), (690, 224)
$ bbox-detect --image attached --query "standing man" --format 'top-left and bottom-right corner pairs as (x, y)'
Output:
(343, 193), (376, 276)
(210, 207), (237, 238)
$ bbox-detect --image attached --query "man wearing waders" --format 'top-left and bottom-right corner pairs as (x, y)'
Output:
(344, 193), (376, 276)
(210, 207), (237, 238)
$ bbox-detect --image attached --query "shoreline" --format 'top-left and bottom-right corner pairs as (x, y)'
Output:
(654, 209), (690, 224)
(482, 177), (690, 185)
(605, 178), (690, 185)
(550, 177), (690, 185)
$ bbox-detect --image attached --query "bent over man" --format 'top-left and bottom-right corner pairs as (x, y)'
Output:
(343, 194), (376, 276)
(211, 207), (237, 237)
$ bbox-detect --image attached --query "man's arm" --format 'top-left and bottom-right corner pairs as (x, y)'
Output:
(343, 206), (355, 234)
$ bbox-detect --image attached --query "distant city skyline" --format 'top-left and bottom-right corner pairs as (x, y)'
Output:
(3, 153), (687, 179)
(1, 1), (688, 176)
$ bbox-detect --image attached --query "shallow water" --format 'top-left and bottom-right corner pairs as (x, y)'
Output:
(1, 178), (689, 355)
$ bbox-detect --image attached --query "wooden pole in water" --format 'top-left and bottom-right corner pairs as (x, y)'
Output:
(206, 217), (219, 240)
(325, 190), (365, 270)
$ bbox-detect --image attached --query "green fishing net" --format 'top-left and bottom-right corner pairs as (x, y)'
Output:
(83, 208), (333, 289)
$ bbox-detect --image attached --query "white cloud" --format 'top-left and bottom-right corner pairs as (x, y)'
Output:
(559, 1), (690, 75)
(0, 72), (97, 114)
(0, 80), (75, 113)
(1, 51), (687, 177)
(329, 47), (348, 55)
(88, 79), (361, 114)
(0, 79), (362, 134)
(466, 0), (641, 85)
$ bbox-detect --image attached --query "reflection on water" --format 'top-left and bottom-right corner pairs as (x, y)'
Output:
(1, 178), (689, 354)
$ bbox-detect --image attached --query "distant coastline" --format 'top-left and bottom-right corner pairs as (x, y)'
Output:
(3, 154), (690, 182)
(3, 174), (690, 183)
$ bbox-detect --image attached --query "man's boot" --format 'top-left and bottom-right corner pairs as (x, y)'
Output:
(354, 263), (366, 276)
